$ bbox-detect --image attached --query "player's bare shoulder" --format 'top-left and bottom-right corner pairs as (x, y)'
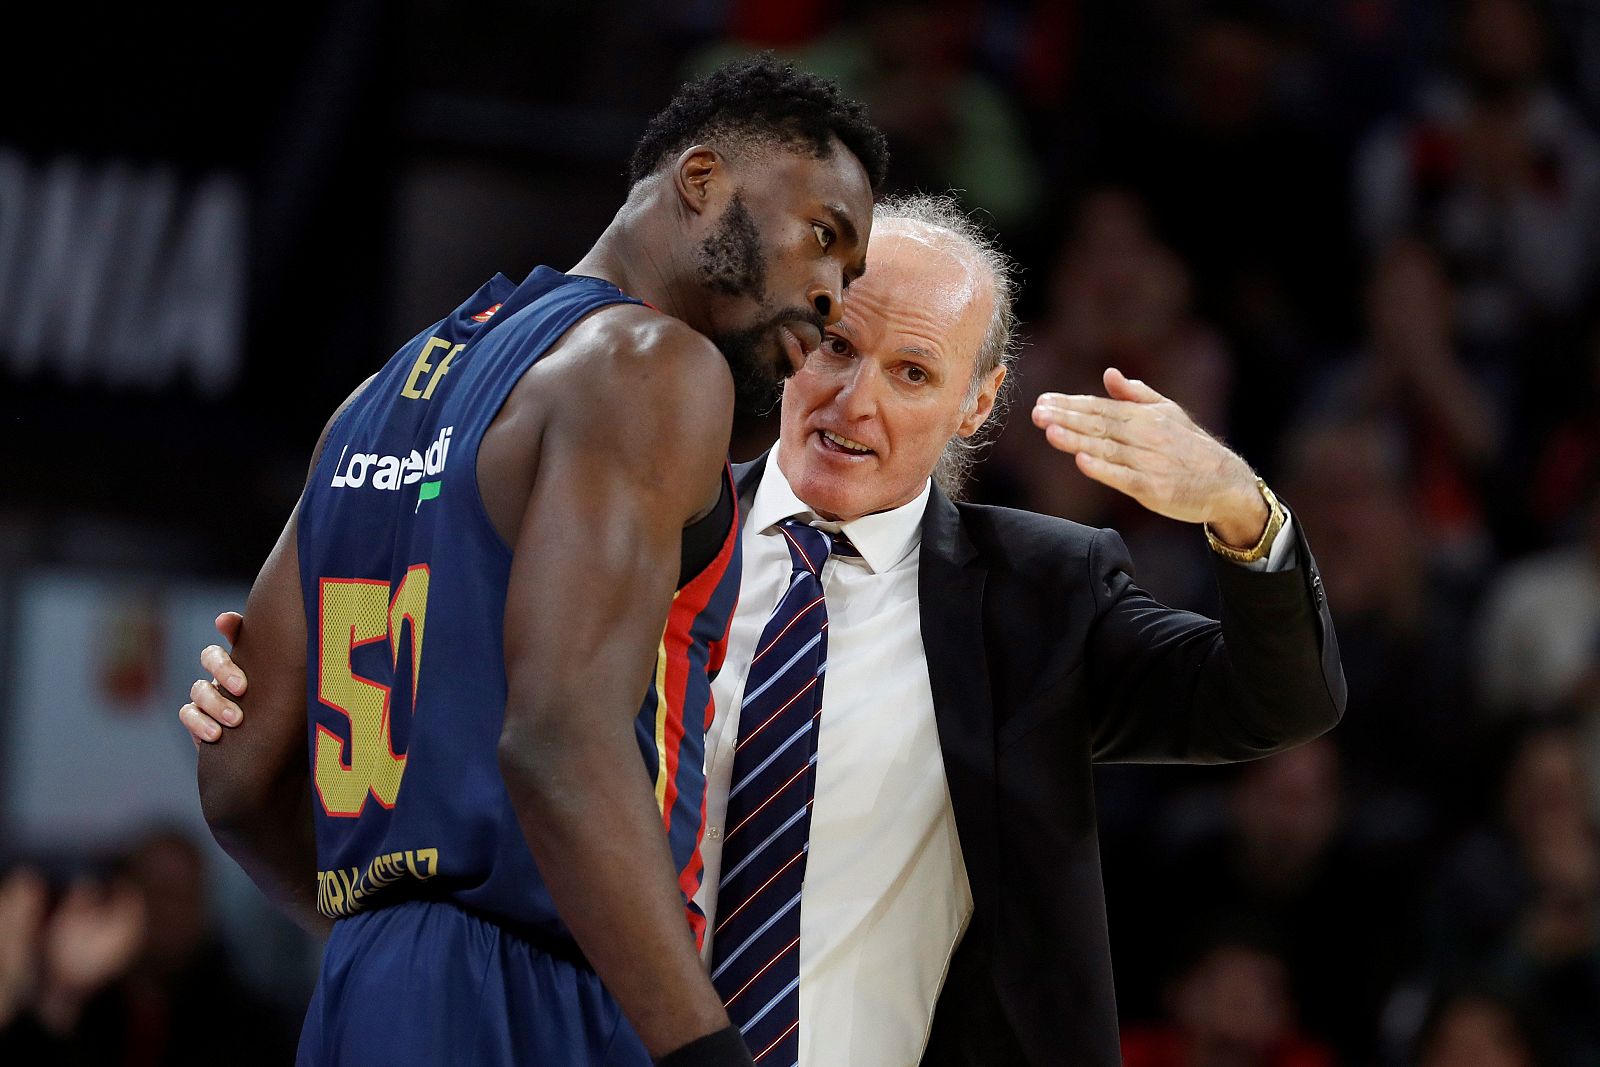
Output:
(557, 303), (733, 428)
(495, 303), (731, 439)
(478, 301), (733, 541)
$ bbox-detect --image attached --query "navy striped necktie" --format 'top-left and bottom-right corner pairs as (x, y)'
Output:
(711, 517), (857, 1065)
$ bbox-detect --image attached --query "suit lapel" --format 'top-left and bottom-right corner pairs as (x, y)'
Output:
(918, 488), (998, 933)
(732, 456), (764, 520)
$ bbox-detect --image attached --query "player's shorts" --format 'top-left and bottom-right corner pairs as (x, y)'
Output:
(296, 899), (651, 1066)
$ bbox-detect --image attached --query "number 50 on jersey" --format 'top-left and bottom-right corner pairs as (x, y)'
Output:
(315, 565), (430, 817)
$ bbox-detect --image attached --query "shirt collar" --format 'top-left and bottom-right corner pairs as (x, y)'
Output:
(747, 449), (929, 574)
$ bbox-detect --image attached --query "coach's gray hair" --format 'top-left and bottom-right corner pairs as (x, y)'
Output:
(872, 193), (1020, 499)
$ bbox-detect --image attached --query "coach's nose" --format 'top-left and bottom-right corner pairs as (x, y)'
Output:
(836, 356), (883, 420)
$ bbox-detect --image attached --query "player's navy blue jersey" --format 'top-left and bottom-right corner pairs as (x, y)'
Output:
(296, 266), (741, 948)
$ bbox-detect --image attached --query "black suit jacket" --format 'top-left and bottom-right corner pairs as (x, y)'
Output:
(732, 459), (1345, 1066)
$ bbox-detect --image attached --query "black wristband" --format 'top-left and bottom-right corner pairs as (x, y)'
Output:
(654, 1025), (756, 1067)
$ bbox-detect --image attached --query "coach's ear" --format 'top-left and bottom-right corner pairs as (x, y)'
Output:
(673, 145), (725, 218)
(958, 365), (1007, 438)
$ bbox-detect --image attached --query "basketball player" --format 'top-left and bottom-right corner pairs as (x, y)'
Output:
(192, 56), (886, 1067)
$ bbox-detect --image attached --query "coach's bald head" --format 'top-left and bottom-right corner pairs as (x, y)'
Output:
(774, 195), (1018, 520)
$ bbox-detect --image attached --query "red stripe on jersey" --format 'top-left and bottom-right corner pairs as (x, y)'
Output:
(697, 465), (741, 696)
(658, 464), (741, 945)
(686, 898), (708, 949)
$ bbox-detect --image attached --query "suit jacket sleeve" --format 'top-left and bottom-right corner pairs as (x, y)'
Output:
(1086, 508), (1346, 763)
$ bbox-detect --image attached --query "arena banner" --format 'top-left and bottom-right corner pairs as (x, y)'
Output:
(3, 568), (247, 849)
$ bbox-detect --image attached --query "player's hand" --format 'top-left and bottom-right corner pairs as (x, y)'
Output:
(1032, 367), (1269, 547)
(179, 612), (248, 746)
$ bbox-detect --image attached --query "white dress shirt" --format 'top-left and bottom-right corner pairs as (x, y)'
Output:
(695, 451), (1298, 1065)
(697, 450), (970, 1067)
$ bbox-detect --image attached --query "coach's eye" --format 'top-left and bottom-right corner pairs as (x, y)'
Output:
(813, 223), (835, 251)
(823, 333), (852, 357)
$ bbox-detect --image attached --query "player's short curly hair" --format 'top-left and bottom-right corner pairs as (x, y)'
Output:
(628, 54), (890, 190)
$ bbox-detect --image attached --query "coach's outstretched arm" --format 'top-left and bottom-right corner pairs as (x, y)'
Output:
(1032, 367), (1344, 761)
(496, 319), (744, 1063)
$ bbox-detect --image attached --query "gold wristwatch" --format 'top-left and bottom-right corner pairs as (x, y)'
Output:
(1204, 478), (1286, 564)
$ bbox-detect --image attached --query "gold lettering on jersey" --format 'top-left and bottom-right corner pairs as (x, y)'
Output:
(421, 345), (459, 400)
(316, 847), (442, 919)
(401, 337), (463, 400)
(314, 566), (431, 817)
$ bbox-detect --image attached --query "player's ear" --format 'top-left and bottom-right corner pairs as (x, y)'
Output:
(673, 146), (723, 218)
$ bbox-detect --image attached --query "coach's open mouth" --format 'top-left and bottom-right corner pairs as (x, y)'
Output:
(816, 428), (875, 457)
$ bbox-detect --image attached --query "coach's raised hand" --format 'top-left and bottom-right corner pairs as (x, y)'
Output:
(1031, 367), (1269, 549)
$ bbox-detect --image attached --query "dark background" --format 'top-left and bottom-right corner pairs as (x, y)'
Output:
(4, 1), (1600, 1064)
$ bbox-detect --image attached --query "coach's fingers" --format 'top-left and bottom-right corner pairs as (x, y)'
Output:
(1033, 394), (1178, 453)
(1034, 402), (1170, 456)
(1033, 400), (1111, 438)
(180, 703), (222, 745)
(1042, 423), (1146, 468)
(1033, 406), (1091, 443)
(1102, 367), (1166, 405)
(200, 644), (246, 697)
(1073, 451), (1151, 501)
(1033, 392), (1139, 423)
(190, 677), (242, 727)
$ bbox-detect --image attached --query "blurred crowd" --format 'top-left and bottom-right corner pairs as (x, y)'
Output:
(8, 0), (1600, 1063)
(0, 831), (296, 1065)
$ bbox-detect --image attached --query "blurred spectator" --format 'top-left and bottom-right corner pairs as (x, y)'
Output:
(1475, 482), (1600, 820)
(694, 1), (1042, 229)
(0, 865), (145, 1063)
(1528, 324), (1600, 538)
(114, 830), (297, 1065)
(1427, 724), (1600, 1061)
(0, 831), (296, 1066)
(1304, 237), (1502, 564)
(1546, 0), (1600, 130)
(1275, 419), (1477, 818)
(1264, 0), (1449, 148)
(1354, 0), (1600, 354)
(0, 867), (48, 1033)
(1408, 985), (1554, 1067)
(987, 187), (1233, 608)
(1094, 6), (1353, 463)
(1120, 923), (1334, 1067)
(1119, 741), (1418, 1061)
(1027, 188), (1233, 431)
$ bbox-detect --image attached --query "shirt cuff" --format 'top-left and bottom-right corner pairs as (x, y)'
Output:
(1233, 512), (1298, 573)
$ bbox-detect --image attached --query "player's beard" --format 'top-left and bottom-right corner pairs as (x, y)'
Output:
(714, 312), (814, 415)
(698, 194), (814, 416)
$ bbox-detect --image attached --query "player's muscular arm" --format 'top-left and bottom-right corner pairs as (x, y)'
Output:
(496, 322), (741, 1061)
(194, 378), (374, 937)
(196, 509), (325, 934)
